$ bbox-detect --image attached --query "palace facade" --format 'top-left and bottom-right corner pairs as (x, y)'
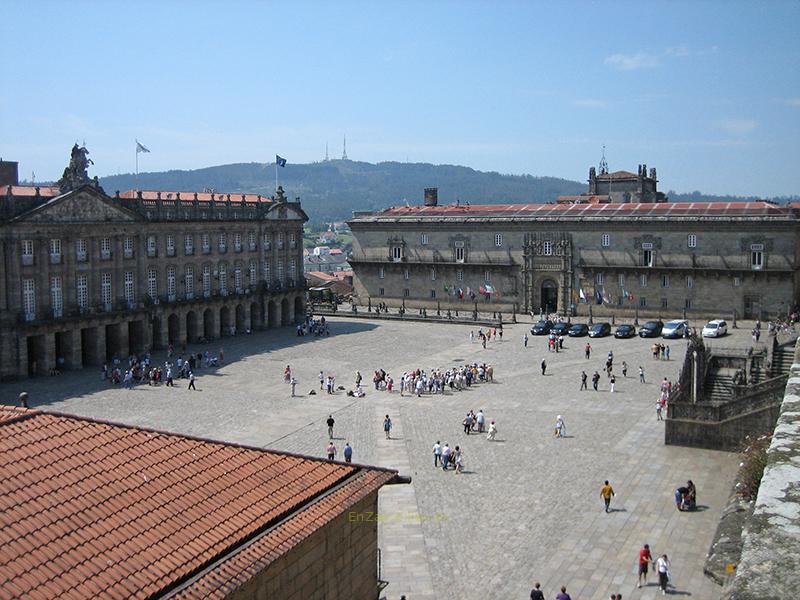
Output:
(0, 148), (307, 380)
(348, 174), (799, 320)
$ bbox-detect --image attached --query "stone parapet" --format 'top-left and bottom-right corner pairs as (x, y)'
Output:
(725, 337), (800, 599)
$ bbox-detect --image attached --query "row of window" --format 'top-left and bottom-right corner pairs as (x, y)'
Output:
(593, 273), (745, 289)
(379, 266), (492, 282)
(20, 259), (297, 321)
(414, 233), (703, 249)
(19, 232), (298, 265)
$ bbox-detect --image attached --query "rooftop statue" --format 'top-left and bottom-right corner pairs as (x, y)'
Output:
(57, 144), (103, 193)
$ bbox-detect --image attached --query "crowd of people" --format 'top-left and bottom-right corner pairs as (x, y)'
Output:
(101, 348), (223, 390)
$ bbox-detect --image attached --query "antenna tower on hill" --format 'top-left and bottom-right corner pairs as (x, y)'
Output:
(342, 135), (348, 161)
(325, 142), (329, 162)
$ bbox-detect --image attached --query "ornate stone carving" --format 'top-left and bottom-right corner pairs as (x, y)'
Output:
(24, 190), (137, 223)
(57, 144), (104, 194)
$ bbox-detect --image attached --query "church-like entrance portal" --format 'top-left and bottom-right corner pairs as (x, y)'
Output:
(541, 280), (558, 314)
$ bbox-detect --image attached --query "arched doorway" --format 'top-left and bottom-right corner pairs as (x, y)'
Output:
(280, 298), (290, 326)
(250, 302), (261, 330)
(235, 304), (246, 332)
(219, 305), (232, 337)
(186, 311), (198, 343)
(203, 308), (214, 340)
(294, 296), (304, 324)
(540, 279), (558, 314)
(167, 313), (180, 345)
(267, 300), (277, 328)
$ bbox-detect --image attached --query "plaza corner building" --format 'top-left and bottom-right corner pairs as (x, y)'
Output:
(0, 148), (308, 380)
(0, 405), (398, 599)
(348, 167), (800, 319)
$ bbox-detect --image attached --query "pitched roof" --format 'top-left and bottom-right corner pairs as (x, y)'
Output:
(3, 185), (60, 197)
(350, 201), (795, 222)
(596, 170), (639, 179)
(0, 407), (396, 599)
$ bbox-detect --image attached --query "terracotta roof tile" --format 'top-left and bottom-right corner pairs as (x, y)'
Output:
(118, 190), (273, 205)
(0, 406), (396, 598)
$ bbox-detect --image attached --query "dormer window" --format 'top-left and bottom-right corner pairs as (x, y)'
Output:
(454, 241), (465, 263)
(391, 245), (403, 262)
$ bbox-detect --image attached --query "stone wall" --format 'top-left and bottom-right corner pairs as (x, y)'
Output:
(724, 339), (800, 599)
(227, 492), (381, 600)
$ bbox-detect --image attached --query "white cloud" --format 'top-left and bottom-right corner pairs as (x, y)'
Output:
(604, 52), (660, 71)
(571, 99), (607, 108)
(715, 119), (758, 136)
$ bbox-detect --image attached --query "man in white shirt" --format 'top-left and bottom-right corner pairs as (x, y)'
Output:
(432, 441), (442, 467)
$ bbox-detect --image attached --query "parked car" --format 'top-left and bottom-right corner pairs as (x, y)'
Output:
(551, 322), (571, 336)
(614, 324), (636, 339)
(588, 322), (611, 338)
(638, 320), (664, 338)
(568, 323), (589, 337)
(702, 319), (728, 338)
(531, 320), (554, 335)
(662, 319), (689, 339)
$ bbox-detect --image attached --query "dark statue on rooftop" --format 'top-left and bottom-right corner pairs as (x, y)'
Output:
(57, 144), (104, 194)
(274, 185), (287, 203)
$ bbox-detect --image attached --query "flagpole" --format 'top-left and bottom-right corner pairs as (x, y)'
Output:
(275, 159), (278, 193)
(135, 141), (138, 184)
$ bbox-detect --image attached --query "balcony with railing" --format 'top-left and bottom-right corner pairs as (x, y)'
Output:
(123, 248), (134, 259)
(147, 247), (158, 258)
(100, 249), (112, 260)
(249, 243), (257, 252)
(76, 251), (87, 262)
(184, 246), (194, 256)
(234, 244), (243, 253)
(21, 255), (34, 266)
(219, 244), (227, 254)
(50, 253), (62, 265)
(166, 247), (176, 257)
(185, 292), (194, 300)
(202, 245), (211, 255)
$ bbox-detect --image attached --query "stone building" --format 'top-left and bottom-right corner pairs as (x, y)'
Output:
(0, 147), (307, 380)
(0, 404), (399, 599)
(348, 178), (799, 320)
(557, 163), (667, 204)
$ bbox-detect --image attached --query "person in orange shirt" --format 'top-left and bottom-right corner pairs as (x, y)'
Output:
(600, 480), (616, 513)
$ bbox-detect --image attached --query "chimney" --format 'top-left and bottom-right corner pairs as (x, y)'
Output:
(424, 187), (438, 207)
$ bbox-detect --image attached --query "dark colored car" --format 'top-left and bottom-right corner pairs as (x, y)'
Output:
(638, 320), (664, 338)
(568, 323), (589, 337)
(551, 322), (571, 336)
(614, 324), (636, 339)
(531, 320), (554, 335)
(588, 322), (611, 338)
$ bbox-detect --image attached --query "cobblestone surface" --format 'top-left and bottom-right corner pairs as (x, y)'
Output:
(4, 316), (754, 600)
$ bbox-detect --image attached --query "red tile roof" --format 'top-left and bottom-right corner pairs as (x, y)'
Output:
(3, 185), (60, 197)
(118, 190), (272, 204)
(596, 170), (639, 179)
(0, 407), (396, 599)
(352, 201), (794, 221)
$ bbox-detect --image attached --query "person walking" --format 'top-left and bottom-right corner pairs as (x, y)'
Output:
(600, 480), (616, 513)
(524, 333), (529, 348)
(554, 415), (565, 438)
(453, 446), (463, 474)
(638, 544), (654, 588)
(665, 345), (671, 360)
(592, 371), (601, 391)
(441, 443), (451, 470)
(639, 366), (646, 383)
(463, 412), (473, 434)
(656, 399), (664, 421)
(530, 582), (545, 600)
(476, 409), (485, 433)
(555, 586), (572, 600)
(187, 371), (196, 390)
(326, 441), (336, 461)
(383, 415), (392, 439)
(622, 361), (628, 377)
(319, 370), (325, 390)
(580, 370), (588, 390)
(290, 377), (297, 397)
(327, 415), (335, 439)
(343, 442), (353, 463)
(486, 420), (497, 441)
(585, 342), (592, 359)
(165, 366), (174, 387)
(656, 554), (671, 595)
(610, 374), (616, 393)
(433, 440), (442, 467)
(541, 358), (547, 376)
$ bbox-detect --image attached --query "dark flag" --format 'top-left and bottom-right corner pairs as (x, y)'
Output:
(276, 155), (287, 167)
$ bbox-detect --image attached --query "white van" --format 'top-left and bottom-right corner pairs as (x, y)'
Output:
(662, 319), (689, 339)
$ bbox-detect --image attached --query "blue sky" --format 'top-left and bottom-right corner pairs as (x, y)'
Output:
(1, 0), (798, 197)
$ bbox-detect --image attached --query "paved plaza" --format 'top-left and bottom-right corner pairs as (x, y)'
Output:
(3, 316), (752, 600)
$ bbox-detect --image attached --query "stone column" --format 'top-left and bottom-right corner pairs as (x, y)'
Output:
(42, 331), (56, 375)
(67, 329), (82, 370)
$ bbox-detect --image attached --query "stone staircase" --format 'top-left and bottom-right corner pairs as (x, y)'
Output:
(772, 344), (796, 377)
(704, 367), (737, 403)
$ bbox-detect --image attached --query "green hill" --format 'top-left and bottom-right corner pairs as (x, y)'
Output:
(97, 160), (795, 224)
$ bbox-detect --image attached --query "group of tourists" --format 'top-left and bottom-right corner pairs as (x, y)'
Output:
(651, 343), (671, 360)
(431, 441), (464, 473)
(103, 349), (222, 390)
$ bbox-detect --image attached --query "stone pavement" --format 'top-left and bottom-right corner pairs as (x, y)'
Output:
(3, 316), (756, 600)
